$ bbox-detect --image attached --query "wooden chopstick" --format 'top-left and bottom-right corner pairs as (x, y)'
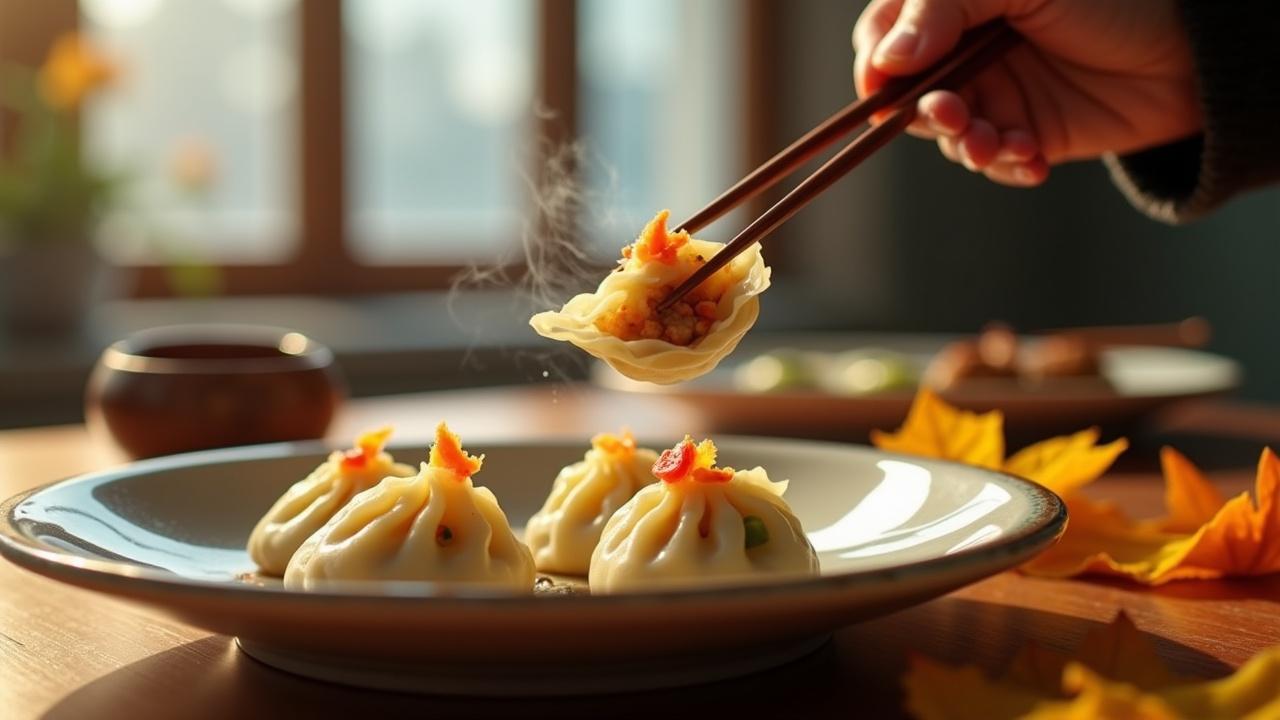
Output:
(1040, 317), (1212, 349)
(658, 19), (1021, 312)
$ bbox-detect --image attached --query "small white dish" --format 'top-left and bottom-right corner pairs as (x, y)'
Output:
(0, 437), (1064, 695)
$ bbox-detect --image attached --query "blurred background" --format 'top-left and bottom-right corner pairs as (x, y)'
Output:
(0, 0), (1277, 430)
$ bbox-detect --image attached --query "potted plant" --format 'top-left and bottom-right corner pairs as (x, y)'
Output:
(0, 33), (119, 337)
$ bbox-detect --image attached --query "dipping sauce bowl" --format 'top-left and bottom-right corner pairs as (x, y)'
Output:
(87, 325), (345, 459)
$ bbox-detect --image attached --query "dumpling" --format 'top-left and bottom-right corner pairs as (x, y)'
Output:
(247, 427), (413, 575)
(530, 209), (770, 385)
(525, 431), (659, 575)
(284, 423), (535, 592)
(590, 436), (819, 593)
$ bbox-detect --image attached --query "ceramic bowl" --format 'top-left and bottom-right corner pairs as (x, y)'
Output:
(86, 324), (344, 458)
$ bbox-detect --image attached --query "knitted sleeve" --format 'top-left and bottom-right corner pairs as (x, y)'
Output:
(1104, 0), (1280, 223)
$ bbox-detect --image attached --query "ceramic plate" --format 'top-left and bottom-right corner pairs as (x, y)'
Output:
(593, 332), (1241, 439)
(0, 437), (1064, 695)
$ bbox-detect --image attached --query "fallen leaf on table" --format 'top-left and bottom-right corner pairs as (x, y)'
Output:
(871, 390), (1125, 498)
(871, 390), (1004, 471)
(1022, 448), (1280, 584)
(903, 612), (1280, 720)
(1004, 427), (1129, 497)
(874, 390), (1280, 585)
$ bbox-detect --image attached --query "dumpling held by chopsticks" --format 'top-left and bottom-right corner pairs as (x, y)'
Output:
(530, 210), (770, 384)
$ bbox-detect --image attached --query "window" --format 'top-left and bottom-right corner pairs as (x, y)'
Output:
(579, 0), (744, 255)
(82, 0), (299, 264)
(345, 0), (535, 263)
(2, 0), (756, 295)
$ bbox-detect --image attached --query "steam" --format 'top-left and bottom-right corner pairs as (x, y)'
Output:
(447, 134), (630, 382)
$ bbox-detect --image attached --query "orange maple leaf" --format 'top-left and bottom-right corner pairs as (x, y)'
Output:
(1022, 449), (1280, 584)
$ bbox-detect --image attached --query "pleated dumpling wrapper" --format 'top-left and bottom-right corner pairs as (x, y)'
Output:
(590, 436), (819, 593)
(525, 431), (659, 575)
(247, 427), (413, 576)
(529, 209), (770, 385)
(284, 423), (536, 592)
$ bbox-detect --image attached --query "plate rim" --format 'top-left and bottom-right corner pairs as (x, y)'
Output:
(593, 343), (1242, 403)
(0, 436), (1066, 608)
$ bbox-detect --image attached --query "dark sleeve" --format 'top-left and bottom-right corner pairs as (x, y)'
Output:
(1104, 0), (1280, 224)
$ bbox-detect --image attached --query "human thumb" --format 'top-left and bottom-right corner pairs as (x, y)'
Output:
(871, 0), (1015, 74)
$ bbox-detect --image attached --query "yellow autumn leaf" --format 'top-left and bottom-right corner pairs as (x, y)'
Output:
(871, 389), (1004, 470)
(872, 390), (1123, 493)
(1004, 428), (1128, 498)
(1021, 665), (1182, 720)
(875, 390), (1280, 585)
(1023, 449), (1280, 584)
(904, 612), (1280, 720)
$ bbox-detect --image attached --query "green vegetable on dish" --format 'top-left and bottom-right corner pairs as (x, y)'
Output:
(733, 349), (820, 393)
(743, 515), (770, 549)
(824, 348), (918, 396)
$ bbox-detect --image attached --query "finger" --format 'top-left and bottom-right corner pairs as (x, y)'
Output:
(853, 0), (903, 53)
(854, 0), (905, 97)
(958, 118), (1000, 169)
(871, 0), (1019, 75)
(982, 156), (1049, 187)
(996, 128), (1039, 163)
(966, 62), (1031, 136)
(937, 135), (963, 165)
(917, 90), (970, 136)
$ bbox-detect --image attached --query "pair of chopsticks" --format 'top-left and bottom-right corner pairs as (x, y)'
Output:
(657, 19), (1021, 312)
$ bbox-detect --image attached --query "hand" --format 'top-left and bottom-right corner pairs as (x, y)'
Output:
(852, 0), (1202, 186)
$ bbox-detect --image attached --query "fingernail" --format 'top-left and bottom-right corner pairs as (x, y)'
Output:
(874, 24), (920, 64)
(1014, 166), (1036, 184)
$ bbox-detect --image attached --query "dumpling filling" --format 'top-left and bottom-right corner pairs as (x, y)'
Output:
(594, 212), (737, 346)
(530, 209), (770, 385)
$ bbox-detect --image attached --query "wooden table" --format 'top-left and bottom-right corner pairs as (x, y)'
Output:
(2, 385), (1278, 719)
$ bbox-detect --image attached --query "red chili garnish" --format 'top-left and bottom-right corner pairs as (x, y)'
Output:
(653, 439), (696, 483)
(632, 210), (687, 265)
(339, 427), (394, 472)
(692, 467), (733, 484)
(428, 422), (483, 479)
(340, 447), (369, 470)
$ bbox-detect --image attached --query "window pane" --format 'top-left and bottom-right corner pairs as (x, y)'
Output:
(345, 0), (534, 263)
(579, 0), (743, 254)
(82, 0), (299, 264)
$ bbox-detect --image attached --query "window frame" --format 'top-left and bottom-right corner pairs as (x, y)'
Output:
(1, 0), (768, 298)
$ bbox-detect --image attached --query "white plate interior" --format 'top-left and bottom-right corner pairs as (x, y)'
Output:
(5, 437), (1059, 588)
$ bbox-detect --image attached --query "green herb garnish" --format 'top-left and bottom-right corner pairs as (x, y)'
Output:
(744, 516), (769, 549)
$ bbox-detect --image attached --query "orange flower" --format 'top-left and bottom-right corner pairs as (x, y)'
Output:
(903, 612), (1280, 719)
(37, 33), (117, 110)
(169, 136), (219, 193)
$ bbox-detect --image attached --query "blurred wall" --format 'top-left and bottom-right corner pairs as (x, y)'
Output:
(764, 0), (1280, 402)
